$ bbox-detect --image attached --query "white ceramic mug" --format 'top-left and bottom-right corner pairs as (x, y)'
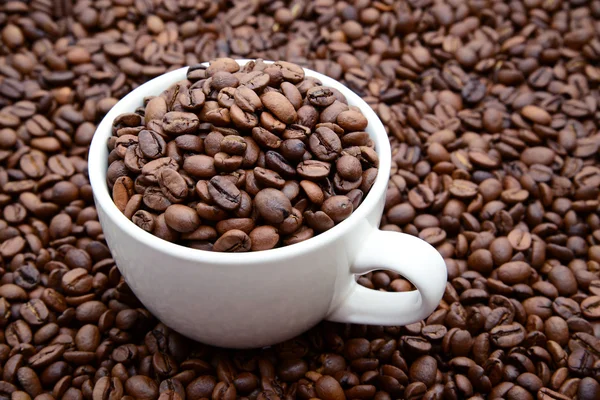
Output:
(88, 60), (447, 349)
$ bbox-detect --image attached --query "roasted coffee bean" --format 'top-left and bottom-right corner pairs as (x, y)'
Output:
(162, 112), (200, 136)
(336, 155), (362, 182)
(321, 196), (353, 224)
(309, 127), (342, 162)
(208, 176), (241, 211)
(581, 296), (600, 319)
(14, 264), (40, 290)
(409, 356), (437, 388)
(260, 92), (296, 124)
(578, 377), (600, 400)
(281, 139), (306, 163)
(304, 211), (335, 232)
(251, 127), (282, 149)
(164, 205), (201, 233)
(297, 160), (331, 180)
(93, 376), (124, 400)
(497, 261), (532, 285)
(20, 299), (48, 326)
(132, 210), (156, 232)
(315, 375), (345, 400)
(307, 87), (336, 107)
(143, 186), (172, 211)
(265, 151), (296, 179)
(158, 169), (188, 204)
(139, 130), (167, 159)
(255, 188), (292, 225)
(234, 86), (262, 113)
(253, 167), (285, 190)
(182, 155), (216, 179)
(125, 375), (158, 400)
(490, 323), (525, 348)
(213, 230), (251, 253)
(221, 136), (247, 156)
(249, 226), (279, 251)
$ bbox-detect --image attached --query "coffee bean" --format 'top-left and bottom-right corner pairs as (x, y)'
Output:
(20, 299), (48, 326)
(409, 356), (437, 387)
(260, 92), (296, 124)
(297, 160), (331, 180)
(251, 127), (282, 149)
(321, 196), (353, 224)
(140, 158), (178, 184)
(254, 167), (285, 190)
(490, 323), (525, 348)
(75, 301), (107, 323)
(112, 176), (135, 213)
(219, 136), (246, 157)
(232, 86), (260, 113)
(309, 127), (342, 162)
(61, 266), (93, 297)
(568, 348), (594, 375)
(255, 188), (292, 224)
(6, 320), (32, 347)
(182, 155), (216, 179)
(158, 169), (188, 204)
(305, 211), (335, 232)
(336, 155), (362, 182)
(521, 105), (552, 125)
(16, 367), (42, 397)
(548, 266), (578, 296)
(125, 376), (158, 400)
(497, 261), (532, 285)
(14, 264), (40, 290)
(207, 176), (241, 211)
(139, 130), (167, 159)
(143, 186), (172, 211)
(315, 376), (345, 400)
(581, 296), (600, 319)
(307, 87), (336, 107)
(28, 343), (65, 369)
(578, 377), (600, 400)
(213, 230), (251, 252)
(538, 388), (571, 400)
(449, 179), (478, 198)
(337, 110), (368, 132)
(265, 151), (296, 179)
(93, 376), (124, 400)
(164, 205), (201, 233)
(131, 210), (155, 232)
(248, 226), (279, 251)
(182, 375), (213, 399)
(162, 112), (199, 136)
(297, 181), (322, 206)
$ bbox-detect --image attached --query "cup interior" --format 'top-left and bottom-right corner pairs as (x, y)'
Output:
(88, 60), (391, 263)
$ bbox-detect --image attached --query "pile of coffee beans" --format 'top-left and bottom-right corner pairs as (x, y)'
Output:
(106, 58), (378, 252)
(1, 0), (600, 399)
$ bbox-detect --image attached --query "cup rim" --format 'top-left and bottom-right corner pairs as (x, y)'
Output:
(88, 59), (391, 265)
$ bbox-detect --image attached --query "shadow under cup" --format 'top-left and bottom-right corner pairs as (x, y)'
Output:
(88, 60), (395, 348)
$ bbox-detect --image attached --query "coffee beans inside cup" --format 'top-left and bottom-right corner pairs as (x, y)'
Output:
(106, 59), (378, 252)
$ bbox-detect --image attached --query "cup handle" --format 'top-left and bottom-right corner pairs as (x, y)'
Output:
(326, 229), (447, 325)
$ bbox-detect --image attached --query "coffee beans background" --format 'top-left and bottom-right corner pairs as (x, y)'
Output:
(1, 0), (600, 399)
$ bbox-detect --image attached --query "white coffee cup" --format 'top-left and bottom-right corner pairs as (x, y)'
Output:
(88, 60), (447, 349)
